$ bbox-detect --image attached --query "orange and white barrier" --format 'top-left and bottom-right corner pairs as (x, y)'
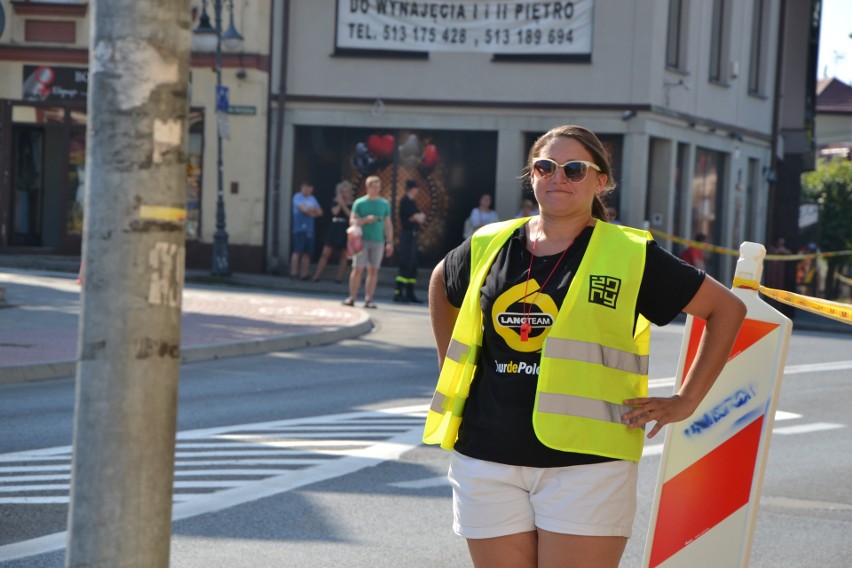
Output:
(643, 242), (793, 568)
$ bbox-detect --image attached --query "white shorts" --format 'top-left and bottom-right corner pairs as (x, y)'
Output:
(448, 452), (638, 540)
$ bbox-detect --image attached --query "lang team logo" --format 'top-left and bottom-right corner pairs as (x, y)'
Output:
(491, 281), (558, 352)
(588, 275), (621, 309)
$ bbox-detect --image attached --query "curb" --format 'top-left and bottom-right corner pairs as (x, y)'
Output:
(0, 314), (373, 385)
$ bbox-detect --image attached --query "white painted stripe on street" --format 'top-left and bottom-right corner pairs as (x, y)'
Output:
(0, 497), (69, 505)
(647, 359), (852, 391)
(169, 427), (425, 521)
(0, 465), (70, 473)
(783, 360), (852, 375)
(0, 484), (67, 492)
(173, 469), (313, 477)
(0, 404), (427, 563)
(0, 467), (325, 484)
(0, 455), (71, 463)
(643, 444), (664, 457)
(761, 496), (852, 511)
(648, 377), (676, 389)
(172, 448), (364, 458)
(217, 432), (391, 439)
(0, 474), (69, 482)
(256, 424), (419, 431)
(774, 410), (801, 421)
(174, 459), (326, 467)
(772, 422), (845, 435)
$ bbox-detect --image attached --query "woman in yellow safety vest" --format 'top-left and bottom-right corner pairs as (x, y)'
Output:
(426, 124), (746, 568)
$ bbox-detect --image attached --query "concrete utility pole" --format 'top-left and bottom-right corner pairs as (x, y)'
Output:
(66, 1), (191, 566)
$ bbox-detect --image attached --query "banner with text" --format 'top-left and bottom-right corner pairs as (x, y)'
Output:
(337, 1), (594, 55)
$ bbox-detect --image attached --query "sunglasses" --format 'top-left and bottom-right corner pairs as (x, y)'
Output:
(532, 158), (602, 182)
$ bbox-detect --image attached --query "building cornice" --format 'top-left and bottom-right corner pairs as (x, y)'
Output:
(0, 45), (269, 71)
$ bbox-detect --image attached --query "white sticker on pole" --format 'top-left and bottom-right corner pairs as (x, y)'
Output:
(643, 242), (793, 568)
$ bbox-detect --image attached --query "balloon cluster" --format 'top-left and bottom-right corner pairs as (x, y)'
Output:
(399, 134), (439, 173)
(352, 133), (395, 175)
(351, 133), (440, 175)
(351, 142), (377, 175)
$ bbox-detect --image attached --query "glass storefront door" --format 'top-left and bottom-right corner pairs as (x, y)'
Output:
(10, 126), (45, 246)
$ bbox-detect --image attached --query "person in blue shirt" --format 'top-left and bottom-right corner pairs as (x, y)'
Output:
(291, 181), (323, 279)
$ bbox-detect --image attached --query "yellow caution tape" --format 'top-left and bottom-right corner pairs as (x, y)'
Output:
(835, 272), (852, 286)
(649, 229), (852, 261)
(758, 286), (852, 325)
(650, 229), (739, 256)
(139, 205), (187, 222)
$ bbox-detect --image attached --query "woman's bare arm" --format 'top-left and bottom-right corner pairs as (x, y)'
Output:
(623, 276), (746, 438)
(429, 260), (460, 369)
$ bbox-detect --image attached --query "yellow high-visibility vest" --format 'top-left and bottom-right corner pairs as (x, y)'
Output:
(423, 218), (651, 462)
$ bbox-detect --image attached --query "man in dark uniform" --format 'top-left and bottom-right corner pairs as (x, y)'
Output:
(394, 180), (426, 303)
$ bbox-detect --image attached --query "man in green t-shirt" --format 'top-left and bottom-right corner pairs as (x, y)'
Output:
(343, 175), (393, 308)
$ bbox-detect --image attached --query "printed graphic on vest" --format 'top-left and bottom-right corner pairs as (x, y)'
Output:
(491, 281), (558, 352)
(588, 275), (621, 309)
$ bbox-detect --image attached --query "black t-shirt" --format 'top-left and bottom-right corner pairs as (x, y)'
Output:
(399, 195), (420, 232)
(443, 224), (705, 467)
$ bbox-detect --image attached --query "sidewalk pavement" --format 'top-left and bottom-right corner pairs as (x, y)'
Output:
(0, 260), (415, 384)
(1, 254), (848, 384)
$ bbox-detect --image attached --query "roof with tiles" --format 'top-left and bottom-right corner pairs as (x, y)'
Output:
(816, 77), (852, 114)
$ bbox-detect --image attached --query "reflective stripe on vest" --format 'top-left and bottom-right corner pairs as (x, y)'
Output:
(534, 221), (651, 462)
(445, 338), (471, 363)
(545, 337), (649, 376)
(537, 392), (632, 424)
(422, 218), (529, 450)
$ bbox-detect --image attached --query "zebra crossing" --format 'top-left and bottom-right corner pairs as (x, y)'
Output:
(0, 405), (428, 508)
(1, 400), (845, 507)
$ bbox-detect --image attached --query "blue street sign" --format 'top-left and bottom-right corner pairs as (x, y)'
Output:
(216, 85), (230, 112)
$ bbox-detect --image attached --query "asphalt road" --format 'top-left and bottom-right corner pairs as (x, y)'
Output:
(1, 298), (850, 567)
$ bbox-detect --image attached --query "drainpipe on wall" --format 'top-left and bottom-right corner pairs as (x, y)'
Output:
(267, 0), (289, 272)
(767, 0), (787, 246)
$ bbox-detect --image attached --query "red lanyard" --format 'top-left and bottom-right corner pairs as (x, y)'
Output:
(520, 230), (569, 342)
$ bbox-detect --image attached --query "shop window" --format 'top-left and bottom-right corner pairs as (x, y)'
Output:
(66, 129), (85, 235)
(11, 127), (45, 245)
(186, 109), (205, 240)
(691, 148), (725, 277)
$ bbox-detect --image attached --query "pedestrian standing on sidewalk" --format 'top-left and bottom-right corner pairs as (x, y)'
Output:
(394, 179), (427, 303)
(290, 181), (323, 280)
(424, 124), (746, 568)
(312, 180), (353, 283)
(343, 175), (393, 309)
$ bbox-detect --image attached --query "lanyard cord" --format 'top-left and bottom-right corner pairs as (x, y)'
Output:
(520, 226), (570, 341)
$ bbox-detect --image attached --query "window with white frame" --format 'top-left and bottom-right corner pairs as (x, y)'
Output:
(709, 0), (731, 83)
(748, 0), (770, 95)
(666, 0), (689, 70)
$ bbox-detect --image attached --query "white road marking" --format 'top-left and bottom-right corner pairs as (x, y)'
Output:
(772, 422), (845, 435)
(0, 393), (847, 562)
(649, 360), (852, 390)
(0, 404), (427, 562)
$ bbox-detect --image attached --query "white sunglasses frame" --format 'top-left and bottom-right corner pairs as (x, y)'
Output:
(531, 158), (602, 182)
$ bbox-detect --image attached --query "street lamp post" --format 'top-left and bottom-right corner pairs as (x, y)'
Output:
(193, 0), (243, 276)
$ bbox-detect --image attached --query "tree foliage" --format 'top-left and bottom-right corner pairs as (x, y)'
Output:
(801, 157), (852, 252)
(800, 158), (852, 299)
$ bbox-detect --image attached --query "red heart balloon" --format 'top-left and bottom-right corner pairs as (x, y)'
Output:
(367, 134), (395, 159)
(421, 144), (439, 169)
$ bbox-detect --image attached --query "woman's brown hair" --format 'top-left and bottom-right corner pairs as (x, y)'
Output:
(523, 124), (616, 221)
